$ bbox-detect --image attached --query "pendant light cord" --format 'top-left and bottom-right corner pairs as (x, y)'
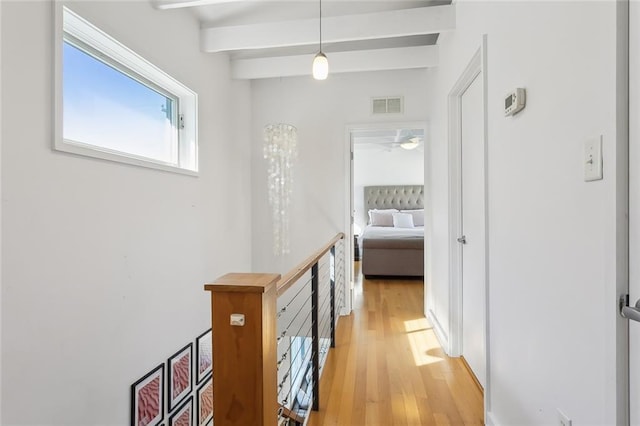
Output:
(319, 0), (322, 53)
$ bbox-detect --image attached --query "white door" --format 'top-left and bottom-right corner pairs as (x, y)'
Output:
(460, 73), (486, 388)
(629, 1), (640, 423)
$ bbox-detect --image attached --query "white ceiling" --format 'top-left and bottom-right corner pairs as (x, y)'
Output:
(151, 0), (454, 79)
(353, 128), (425, 151)
(188, 1), (449, 26)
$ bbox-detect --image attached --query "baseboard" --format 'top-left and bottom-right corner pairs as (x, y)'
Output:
(427, 309), (449, 352)
(460, 355), (484, 394)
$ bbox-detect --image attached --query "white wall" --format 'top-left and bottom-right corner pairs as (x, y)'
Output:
(250, 70), (428, 274)
(353, 146), (424, 231)
(0, 1), (3, 421)
(426, 1), (625, 424)
(1, 1), (252, 424)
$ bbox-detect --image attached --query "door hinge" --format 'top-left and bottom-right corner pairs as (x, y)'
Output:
(179, 114), (185, 129)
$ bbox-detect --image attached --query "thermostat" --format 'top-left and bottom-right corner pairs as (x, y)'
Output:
(504, 88), (526, 116)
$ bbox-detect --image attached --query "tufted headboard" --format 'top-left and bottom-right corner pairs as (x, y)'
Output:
(364, 185), (424, 212)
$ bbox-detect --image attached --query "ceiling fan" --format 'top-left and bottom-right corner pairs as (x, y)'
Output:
(385, 129), (421, 150)
(355, 129), (423, 152)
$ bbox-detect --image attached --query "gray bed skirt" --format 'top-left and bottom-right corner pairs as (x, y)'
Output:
(361, 246), (424, 277)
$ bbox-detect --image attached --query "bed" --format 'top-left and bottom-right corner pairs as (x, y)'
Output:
(360, 185), (425, 277)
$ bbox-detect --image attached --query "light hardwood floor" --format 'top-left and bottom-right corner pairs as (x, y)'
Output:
(307, 262), (484, 426)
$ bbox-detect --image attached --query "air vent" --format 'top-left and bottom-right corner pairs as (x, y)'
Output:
(372, 96), (403, 114)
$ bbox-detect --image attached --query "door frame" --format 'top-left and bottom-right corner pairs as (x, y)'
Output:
(0, 1), (3, 420)
(447, 38), (488, 356)
(622, 0), (632, 424)
(446, 35), (489, 402)
(344, 121), (428, 313)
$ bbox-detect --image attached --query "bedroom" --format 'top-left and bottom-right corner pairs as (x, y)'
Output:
(351, 126), (425, 278)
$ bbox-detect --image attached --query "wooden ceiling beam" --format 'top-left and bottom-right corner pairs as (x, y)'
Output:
(231, 45), (439, 80)
(152, 0), (250, 10)
(202, 5), (455, 53)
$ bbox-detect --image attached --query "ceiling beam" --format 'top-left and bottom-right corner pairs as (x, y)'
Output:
(231, 45), (438, 80)
(152, 0), (248, 10)
(202, 5), (455, 53)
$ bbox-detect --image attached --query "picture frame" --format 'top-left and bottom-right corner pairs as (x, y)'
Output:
(197, 374), (213, 426)
(168, 395), (193, 426)
(167, 343), (193, 412)
(131, 363), (164, 426)
(196, 329), (212, 384)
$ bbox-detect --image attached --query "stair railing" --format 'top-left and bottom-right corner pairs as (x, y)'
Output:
(204, 233), (346, 426)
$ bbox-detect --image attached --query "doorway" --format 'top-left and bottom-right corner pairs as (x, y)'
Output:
(460, 72), (485, 387)
(447, 39), (488, 393)
(345, 122), (427, 309)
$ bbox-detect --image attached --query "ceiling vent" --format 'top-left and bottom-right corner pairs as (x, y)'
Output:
(372, 96), (403, 114)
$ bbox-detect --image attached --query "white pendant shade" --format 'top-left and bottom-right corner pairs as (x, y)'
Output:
(313, 0), (328, 80)
(312, 52), (329, 80)
(400, 137), (420, 150)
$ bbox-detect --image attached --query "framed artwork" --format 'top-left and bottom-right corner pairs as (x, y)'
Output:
(197, 374), (213, 426)
(168, 396), (193, 426)
(196, 329), (212, 384)
(167, 343), (193, 412)
(131, 363), (164, 426)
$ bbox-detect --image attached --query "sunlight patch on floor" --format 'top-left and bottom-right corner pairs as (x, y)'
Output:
(404, 317), (432, 332)
(404, 317), (443, 367)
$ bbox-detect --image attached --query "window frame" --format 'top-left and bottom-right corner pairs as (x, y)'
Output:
(54, 6), (199, 175)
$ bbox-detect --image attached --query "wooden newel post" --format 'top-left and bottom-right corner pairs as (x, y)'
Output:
(204, 273), (281, 426)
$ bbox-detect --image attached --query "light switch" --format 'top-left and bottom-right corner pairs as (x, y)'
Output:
(584, 136), (603, 182)
(230, 313), (245, 326)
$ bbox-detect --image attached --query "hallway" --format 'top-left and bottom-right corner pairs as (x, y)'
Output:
(308, 263), (484, 425)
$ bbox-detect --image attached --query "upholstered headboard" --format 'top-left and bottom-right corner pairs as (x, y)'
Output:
(364, 185), (424, 212)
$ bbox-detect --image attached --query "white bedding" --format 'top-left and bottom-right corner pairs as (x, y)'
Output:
(360, 225), (424, 239)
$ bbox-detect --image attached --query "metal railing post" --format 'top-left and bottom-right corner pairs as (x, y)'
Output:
(330, 245), (336, 348)
(311, 261), (320, 411)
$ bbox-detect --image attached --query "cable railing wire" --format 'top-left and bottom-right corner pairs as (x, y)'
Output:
(277, 275), (313, 319)
(316, 293), (332, 327)
(277, 342), (312, 401)
(276, 302), (312, 347)
(279, 344), (312, 400)
(278, 299), (312, 333)
(275, 235), (346, 424)
(277, 323), (311, 377)
(278, 280), (331, 382)
(278, 307), (313, 362)
(277, 304), (314, 393)
(278, 346), (310, 396)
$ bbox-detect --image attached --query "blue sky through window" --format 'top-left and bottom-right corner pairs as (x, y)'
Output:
(63, 41), (177, 164)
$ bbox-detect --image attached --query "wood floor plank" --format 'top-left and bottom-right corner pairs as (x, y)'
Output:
(308, 263), (483, 426)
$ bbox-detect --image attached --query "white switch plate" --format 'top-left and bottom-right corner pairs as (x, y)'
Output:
(584, 136), (603, 182)
(230, 313), (245, 326)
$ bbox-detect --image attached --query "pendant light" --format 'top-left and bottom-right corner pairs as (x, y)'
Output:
(312, 0), (328, 80)
(400, 137), (421, 150)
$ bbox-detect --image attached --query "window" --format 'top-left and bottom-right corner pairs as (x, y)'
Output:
(55, 7), (198, 174)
